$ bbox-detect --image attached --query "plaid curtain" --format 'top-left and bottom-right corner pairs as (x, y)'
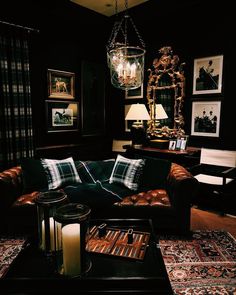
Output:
(0, 27), (34, 170)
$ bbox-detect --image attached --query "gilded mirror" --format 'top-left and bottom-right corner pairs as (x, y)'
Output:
(146, 46), (186, 139)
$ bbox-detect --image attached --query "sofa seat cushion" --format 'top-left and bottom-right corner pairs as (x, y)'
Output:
(114, 189), (171, 207)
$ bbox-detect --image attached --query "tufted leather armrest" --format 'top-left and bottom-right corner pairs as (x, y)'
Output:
(0, 166), (24, 212)
(167, 162), (199, 208)
(114, 163), (198, 209)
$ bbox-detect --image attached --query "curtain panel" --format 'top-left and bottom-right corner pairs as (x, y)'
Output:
(0, 26), (34, 170)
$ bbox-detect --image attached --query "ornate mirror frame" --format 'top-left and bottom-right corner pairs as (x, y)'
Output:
(146, 46), (186, 139)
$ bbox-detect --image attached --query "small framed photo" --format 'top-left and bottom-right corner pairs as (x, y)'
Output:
(125, 84), (143, 99)
(192, 55), (223, 95)
(191, 100), (221, 137)
(46, 100), (79, 132)
(169, 140), (176, 150)
(48, 69), (75, 99)
(180, 136), (189, 151)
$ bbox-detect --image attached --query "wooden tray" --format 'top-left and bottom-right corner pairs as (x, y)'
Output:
(86, 224), (150, 260)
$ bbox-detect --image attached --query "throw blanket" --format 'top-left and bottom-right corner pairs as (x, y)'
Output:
(159, 230), (236, 295)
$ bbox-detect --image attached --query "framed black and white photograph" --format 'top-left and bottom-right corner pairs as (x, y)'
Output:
(191, 100), (221, 137)
(46, 100), (79, 132)
(125, 84), (143, 99)
(192, 55), (223, 95)
(48, 69), (75, 99)
(169, 139), (176, 150)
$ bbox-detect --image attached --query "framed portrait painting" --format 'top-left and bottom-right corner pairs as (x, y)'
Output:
(191, 100), (221, 137)
(46, 100), (79, 132)
(48, 69), (75, 99)
(192, 55), (223, 95)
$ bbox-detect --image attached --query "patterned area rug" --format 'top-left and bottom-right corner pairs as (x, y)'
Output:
(0, 237), (27, 278)
(159, 230), (236, 295)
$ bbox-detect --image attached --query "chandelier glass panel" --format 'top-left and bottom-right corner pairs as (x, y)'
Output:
(107, 0), (145, 90)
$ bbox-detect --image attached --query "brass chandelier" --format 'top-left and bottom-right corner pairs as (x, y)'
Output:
(107, 0), (146, 90)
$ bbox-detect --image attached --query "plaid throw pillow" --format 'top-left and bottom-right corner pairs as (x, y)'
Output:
(109, 154), (145, 191)
(41, 157), (82, 190)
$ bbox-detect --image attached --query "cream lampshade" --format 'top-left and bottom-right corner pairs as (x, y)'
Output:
(155, 104), (168, 120)
(125, 104), (151, 122)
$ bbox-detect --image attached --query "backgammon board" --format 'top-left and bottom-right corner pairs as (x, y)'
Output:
(86, 224), (150, 260)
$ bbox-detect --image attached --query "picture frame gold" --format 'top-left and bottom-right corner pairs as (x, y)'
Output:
(48, 69), (75, 99)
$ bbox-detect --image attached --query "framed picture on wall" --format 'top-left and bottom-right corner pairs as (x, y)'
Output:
(192, 55), (223, 95)
(48, 69), (75, 99)
(191, 100), (221, 137)
(125, 84), (143, 99)
(46, 100), (79, 132)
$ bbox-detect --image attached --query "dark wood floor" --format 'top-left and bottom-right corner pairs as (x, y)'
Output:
(191, 206), (236, 238)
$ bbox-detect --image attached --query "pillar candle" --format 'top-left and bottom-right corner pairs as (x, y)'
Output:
(62, 223), (81, 277)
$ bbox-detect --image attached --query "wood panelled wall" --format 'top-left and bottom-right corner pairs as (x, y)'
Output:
(111, 0), (235, 150)
(1, 0), (234, 162)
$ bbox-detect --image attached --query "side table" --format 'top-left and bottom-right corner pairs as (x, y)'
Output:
(124, 145), (200, 168)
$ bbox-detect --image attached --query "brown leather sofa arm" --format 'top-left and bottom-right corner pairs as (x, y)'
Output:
(167, 163), (199, 207)
(0, 166), (23, 212)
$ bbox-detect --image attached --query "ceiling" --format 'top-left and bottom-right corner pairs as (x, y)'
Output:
(70, 0), (149, 17)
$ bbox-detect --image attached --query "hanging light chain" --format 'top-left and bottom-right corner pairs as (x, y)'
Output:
(129, 16), (145, 49)
(124, 0), (145, 48)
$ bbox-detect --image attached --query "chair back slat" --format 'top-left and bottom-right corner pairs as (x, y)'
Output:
(200, 148), (236, 167)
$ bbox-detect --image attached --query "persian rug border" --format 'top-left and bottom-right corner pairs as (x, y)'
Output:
(0, 236), (28, 278)
(159, 230), (236, 295)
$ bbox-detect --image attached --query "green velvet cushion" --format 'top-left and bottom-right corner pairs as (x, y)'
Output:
(21, 158), (48, 193)
(137, 156), (171, 191)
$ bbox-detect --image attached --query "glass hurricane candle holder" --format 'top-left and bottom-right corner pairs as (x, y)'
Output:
(35, 191), (68, 255)
(54, 203), (91, 277)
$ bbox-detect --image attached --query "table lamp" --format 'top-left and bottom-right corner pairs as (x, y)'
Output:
(125, 103), (151, 147)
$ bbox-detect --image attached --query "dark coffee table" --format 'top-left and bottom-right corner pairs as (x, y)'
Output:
(1, 219), (173, 294)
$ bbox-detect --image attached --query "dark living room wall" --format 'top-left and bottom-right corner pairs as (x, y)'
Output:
(0, 0), (113, 160)
(1, 0), (235, 163)
(111, 0), (235, 150)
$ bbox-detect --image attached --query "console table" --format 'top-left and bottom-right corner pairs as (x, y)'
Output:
(124, 145), (200, 168)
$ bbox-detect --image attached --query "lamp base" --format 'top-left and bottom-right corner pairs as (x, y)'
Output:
(131, 125), (146, 147)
